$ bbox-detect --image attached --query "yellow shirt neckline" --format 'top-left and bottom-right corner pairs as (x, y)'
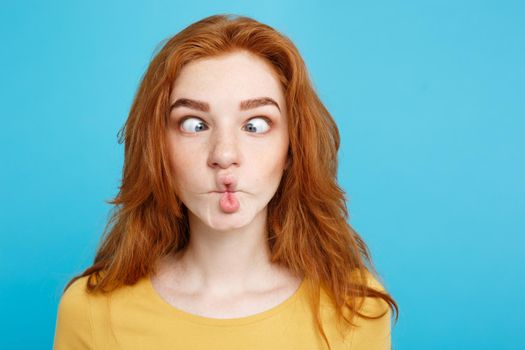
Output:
(142, 275), (308, 327)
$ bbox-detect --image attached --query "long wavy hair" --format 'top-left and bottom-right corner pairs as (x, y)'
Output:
(64, 13), (398, 349)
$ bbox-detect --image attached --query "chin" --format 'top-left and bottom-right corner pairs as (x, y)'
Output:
(186, 199), (269, 231)
(205, 213), (254, 231)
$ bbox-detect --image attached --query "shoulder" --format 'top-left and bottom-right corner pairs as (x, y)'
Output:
(314, 270), (393, 348)
(349, 270), (392, 349)
(359, 270), (391, 317)
(58, 275), (92, 314)
(53, 276), (93, 350)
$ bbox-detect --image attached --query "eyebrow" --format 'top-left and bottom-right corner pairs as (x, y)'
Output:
(169, 97), (281, 113)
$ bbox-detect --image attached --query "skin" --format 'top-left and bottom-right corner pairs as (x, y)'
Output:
(152, 50), (302, 318)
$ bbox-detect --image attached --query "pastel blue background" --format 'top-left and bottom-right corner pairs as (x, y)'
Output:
(1, 1), (523, 349)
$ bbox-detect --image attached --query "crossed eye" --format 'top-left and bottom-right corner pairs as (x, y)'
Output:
(180, 116), (271, 134)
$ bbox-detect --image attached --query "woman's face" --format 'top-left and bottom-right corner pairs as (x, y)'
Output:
(166, 50), (289, 231)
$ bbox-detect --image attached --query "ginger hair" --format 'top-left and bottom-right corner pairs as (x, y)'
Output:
(64, 14), (398, 349)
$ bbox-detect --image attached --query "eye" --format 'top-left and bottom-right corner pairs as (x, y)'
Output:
(179, 116), (272, 134)
(180, 117), (209, 133)
(242, 117), (271, 134)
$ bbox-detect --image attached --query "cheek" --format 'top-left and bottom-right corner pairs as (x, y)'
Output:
(249, 144), (288, 179)
(166, 140), (202, 180)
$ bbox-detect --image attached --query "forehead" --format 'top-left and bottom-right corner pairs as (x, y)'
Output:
(170, 50), (285, 108)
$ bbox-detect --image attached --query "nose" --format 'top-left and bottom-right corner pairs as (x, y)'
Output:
(207, 132), (240, 169)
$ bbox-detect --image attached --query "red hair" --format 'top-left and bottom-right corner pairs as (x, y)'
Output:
(64, 14), (398, 349)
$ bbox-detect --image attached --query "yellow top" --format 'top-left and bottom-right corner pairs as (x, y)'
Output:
(53, 272), (391, 350)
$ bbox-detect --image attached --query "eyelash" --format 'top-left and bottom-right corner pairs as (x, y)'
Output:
(178, 116), (273, 132)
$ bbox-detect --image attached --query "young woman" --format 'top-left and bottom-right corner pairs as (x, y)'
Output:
(53, 14), (398, 350)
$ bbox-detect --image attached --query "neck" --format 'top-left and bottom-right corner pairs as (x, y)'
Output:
(159, 207), (290, 296)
